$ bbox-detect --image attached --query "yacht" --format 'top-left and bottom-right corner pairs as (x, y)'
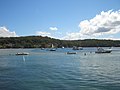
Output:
(49, 44), (56, 51)
(95, 47), (112, 53)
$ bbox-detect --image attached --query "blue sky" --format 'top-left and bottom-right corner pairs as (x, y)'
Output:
(0, 0), (120, 40)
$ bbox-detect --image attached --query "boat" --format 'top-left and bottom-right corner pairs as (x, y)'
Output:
(73, 46), (83, 50)
(16, 52), (29, 55)
(95, 47), (112, 53)
(66, 52), (77, 54)
(41, 48), (45, 50)
(49, 44), (56, 51)
(49, 48), (56, 51)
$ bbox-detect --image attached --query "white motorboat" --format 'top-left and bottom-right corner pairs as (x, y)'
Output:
(95, 47), (112, 53)
(73, 46), (83, 50)
(16, 52), (29, 55)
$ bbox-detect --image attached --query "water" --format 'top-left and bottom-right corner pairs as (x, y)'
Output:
(0, 47), (120, 90)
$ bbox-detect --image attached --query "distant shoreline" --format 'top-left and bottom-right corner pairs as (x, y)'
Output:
(0, 36), (120, 48)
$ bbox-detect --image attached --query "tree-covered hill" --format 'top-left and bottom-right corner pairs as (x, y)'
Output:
(0, 36), (120, 48)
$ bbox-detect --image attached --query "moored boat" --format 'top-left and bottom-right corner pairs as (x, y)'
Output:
(95, 47), (112, 53)
(49, 44), (57, 51)
(16, 52), (29, 55)
(49, 48), (56, 51)
(73, 46), (83, 50)
(66, 52), (77, 54)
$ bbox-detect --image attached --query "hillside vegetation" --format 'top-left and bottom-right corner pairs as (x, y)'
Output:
(0, 36), (120, 48)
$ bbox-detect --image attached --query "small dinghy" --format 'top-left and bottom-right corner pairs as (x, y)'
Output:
(16, 52), (29, 55)
(66, 52), (77, 54)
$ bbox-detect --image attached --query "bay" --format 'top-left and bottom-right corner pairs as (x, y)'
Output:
(0, 47), (120, 90)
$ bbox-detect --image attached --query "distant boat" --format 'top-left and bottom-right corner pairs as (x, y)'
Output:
(73, 46), (83, 50)
(66, 52), (77, 54)
(16, 52), (29, 55)
(95, 47), (112, 53)
(49, 44), (56, 51)
(41, 48), (45, 50)
(49, 48), (56, 51)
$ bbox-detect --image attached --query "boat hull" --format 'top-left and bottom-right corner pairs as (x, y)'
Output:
(49, 49), (56, 51)
(66, 52), (77, 54)
(16, 52), (29, 55)
(95, 50), (111, 53)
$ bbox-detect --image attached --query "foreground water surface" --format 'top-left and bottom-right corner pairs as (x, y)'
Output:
(0, 47), (120, 90)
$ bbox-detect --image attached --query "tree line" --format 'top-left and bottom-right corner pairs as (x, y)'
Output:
(0, 36), (120, 48)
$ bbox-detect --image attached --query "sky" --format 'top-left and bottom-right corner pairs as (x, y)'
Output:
(0, 0), (120, 40)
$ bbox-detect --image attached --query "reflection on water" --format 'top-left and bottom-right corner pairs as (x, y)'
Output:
(0, 48), (120, 90)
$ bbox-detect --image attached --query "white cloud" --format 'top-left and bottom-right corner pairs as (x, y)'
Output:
(64, 10), (120, 40)
(0, 26), (18, 37)
(79, 10), (120, 36)
(49, 27), (58, 31)
(63, 32), (82, 40)
(36, 31), (51, 37)
(62, 32), (95, 40)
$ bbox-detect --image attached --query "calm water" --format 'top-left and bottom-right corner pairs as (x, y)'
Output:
(0, 47), (120, 90)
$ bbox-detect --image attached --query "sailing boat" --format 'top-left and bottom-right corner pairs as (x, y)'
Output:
(49, 44), (56, 51)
